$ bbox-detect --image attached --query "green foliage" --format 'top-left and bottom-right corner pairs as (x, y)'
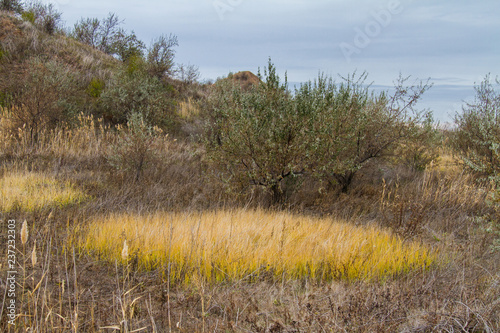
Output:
(206, 60), (434, 203)
(299, 72), (433, 192)
(207, 60), (312, 204)
(21, 10), (36, 24)
(100, 63), (176, 129)
(87, 77), (106, 98)
(107, 112), (163, 182)
(453, 74), (500, 185)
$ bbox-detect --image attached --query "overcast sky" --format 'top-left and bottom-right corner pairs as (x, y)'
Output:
(47, 0), (499, 123)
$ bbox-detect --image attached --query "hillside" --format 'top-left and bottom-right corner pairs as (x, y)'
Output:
(227, 70), (261, 90)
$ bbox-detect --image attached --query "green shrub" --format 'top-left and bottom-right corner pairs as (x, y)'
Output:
(206, 60), (311, 204)
(21, 10), (36, 24)
(453, 74), (500, 185)
(100, 63), (176, 129)
(87, 77), (105, 98)
(206, 61), (434, 203)
(298, 72), (433, 192)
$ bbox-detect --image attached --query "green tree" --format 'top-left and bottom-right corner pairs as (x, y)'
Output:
(453, 74), (500, 184)
(206, 60), (311, 204)
(300, 73), (433, 192)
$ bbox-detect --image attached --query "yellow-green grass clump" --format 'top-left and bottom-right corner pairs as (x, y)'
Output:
(0, 171), (88, 212)
(78, 209), (437, 283)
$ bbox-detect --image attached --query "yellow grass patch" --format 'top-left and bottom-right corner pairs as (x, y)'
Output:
(0, 171), (88, 211)
(77, 209), (437, 283)
(177, 97), (200, 120)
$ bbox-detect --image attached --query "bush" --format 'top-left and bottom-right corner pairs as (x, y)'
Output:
(23, 0), (62, 35)
(453, 74), (500, 185)
(206, 61), (434, 203)
(299, 72), (433, 192)
(72, 13), (145, 61)
(206, 60), (312, 204)
(100, 60), (177, 129)
(107, 112), (163, 182)
(147, 34), (178, 79)
(3, 59), (80, 143)
(0, 0), (23, 13)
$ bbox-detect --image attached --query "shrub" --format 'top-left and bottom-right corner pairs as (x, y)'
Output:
(72, 13), (145, 61)
(453, 74), (500, 185)
(206, 60), (311, 204)
(100, 62), (177, 129)
(0, 0), (23, 13)
(300, 73), (433, 192)
(21, 10), (36, 24)
(206, 61), (433, 203)
(3, 59), (80, 143)
(87, 77), (105, 98)
(23, 0), (62, 35)
(107, 112), (164, 182)
(147, 33), (178, 79)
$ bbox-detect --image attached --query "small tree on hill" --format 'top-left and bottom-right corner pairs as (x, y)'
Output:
(147, 34), (178, 79)
(0, 0), (23, 13)
(23, 1), (63, 35)
(72, 13), (145, 61)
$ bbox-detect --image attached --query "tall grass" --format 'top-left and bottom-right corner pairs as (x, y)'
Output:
(0, 171), (88, 211)
(76, 209), (437, 284)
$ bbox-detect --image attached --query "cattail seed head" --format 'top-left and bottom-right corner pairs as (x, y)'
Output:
(31, 241), (37, 266)
(121, 240), (129, 261)
(21, 220), (28, 246)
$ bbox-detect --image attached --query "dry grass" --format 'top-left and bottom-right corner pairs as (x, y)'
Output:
(0, 171), (88, 212)
(1, 108), (498, 332)
(76, 209), (437, 284)
(177, 97), (201, 120)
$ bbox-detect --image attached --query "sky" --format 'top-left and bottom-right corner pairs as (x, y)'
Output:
(45, 0), (499, 123)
